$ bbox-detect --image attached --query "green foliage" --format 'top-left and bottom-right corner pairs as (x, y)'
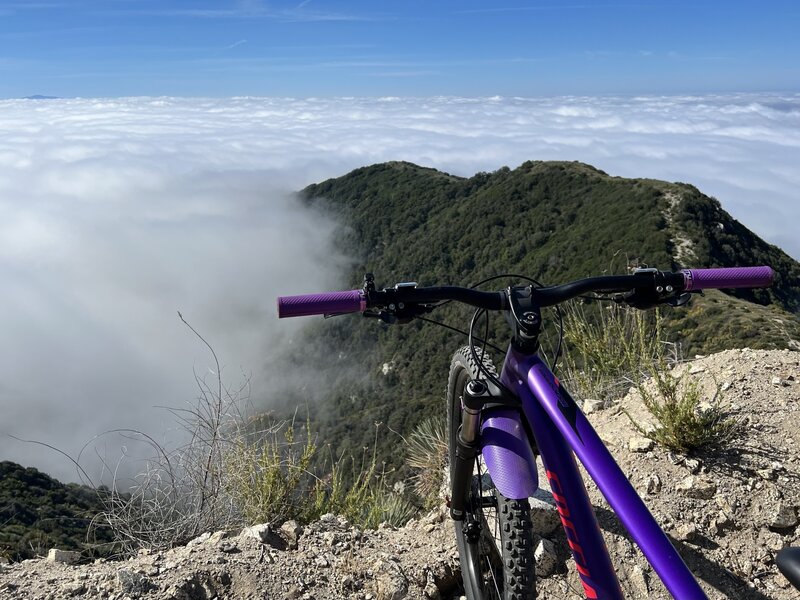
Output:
(563, 301), (672, 402)
(0, 462), (115, 561)
(224, 420), (318, 525)
(281, 160), (800, 482)
(308, 446), (416, 529)
(631, 369), (739, 454)
(674, 187), (800, 312)
(666, 289), (800, 353)
(225, 420), (415, 530)
(8, 161), (800, 554)
(561, 292), (740, 454)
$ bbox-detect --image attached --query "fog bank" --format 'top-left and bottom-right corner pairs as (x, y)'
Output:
(0, 94), (797, 482)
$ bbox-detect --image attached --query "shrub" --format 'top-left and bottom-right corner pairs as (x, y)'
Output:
(631, 369), (740, 454)
(563, 300), (674, 403)
(404, 417), (447, 508)
(223, 418), (317, 526)
(309, 445), (416, 529)
(96, 318), (415, 556)
(563, 298), (738, 453)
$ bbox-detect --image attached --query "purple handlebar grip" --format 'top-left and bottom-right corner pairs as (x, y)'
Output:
(277, 290), (366, 318)
(681, 266), (774, 291)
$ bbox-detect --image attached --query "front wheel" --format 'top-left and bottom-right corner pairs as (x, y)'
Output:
(447, 346), (536, 600)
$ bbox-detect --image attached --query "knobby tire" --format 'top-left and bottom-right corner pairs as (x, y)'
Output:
(447, 346), (536, 600)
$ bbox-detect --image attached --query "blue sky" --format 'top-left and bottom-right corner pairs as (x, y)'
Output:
(1, 0), (798, 98)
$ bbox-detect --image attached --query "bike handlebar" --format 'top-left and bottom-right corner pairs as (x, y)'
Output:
(276, 266), (774, 318)
(681, 266), (774, 291)
(277, 289), (366, 318)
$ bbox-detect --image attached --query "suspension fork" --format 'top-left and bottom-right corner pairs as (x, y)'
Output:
(450, 379), (486, 521)
(450, 377), (539, 521)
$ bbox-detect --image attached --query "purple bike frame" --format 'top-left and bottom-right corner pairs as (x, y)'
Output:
(478, 346), (708, 599)
(276, 266), (773, 597)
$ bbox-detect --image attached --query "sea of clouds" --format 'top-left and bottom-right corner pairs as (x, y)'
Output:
(1, 93), (798, 482)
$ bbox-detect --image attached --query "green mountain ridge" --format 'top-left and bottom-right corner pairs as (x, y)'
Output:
(0, 461), (114, 561)
(4, 161), (798, 557)
(274, 160), (800, 471)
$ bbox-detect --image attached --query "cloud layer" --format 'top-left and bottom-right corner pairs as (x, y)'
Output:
(0, 94), (797, 481)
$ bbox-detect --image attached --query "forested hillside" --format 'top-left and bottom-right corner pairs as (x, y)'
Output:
(271, 161), (800, 471)
(0, 462), (114, 560)
(4, 161), (799, 559)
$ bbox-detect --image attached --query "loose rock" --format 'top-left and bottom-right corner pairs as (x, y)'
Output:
(528, 489), (561, 535)
(1, 348), (799, 600)
(582, 399), (604, 414)
(646, 474), (662, 494)
(629, 437), (655, 453)
(46, 549), (81, 565)
(374, 559), (408, 600)
(675, 475), (717, 500)
(534, 538), (558, 577)
(770, 503), (798, 529)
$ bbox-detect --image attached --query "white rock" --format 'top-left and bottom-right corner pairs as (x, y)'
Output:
(280, 520), (302, 550)
(715, 507), (734, 529)
(528, 489), (561, 535)
(423, 581), (441, 599)
(684, 458), (702, 474)
(534, 538), (558, 577)
(46, 549), (81, 564)
(628, 437), (655, 453)
(675, 522), (698, 542)
(582, 399), (604, 415)
(315, 555), (329, 567)
(675, 476), (716, 500)
(186, 532), (211, 547)
(241, 523), (272, 543)
(646, 474), (662, 495)
(770, 503), (798, 529)
(628, 565), (650, 596)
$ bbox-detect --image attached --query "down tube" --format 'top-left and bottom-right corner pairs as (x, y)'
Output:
(505, 350), (708, 600)
(501, 353), (623, 600)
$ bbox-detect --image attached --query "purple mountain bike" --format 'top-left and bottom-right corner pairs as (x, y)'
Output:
(278, 265), (800, 599)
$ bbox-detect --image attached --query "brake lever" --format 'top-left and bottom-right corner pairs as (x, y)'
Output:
(618, 289), (699, 309)
(364, 310), (398, 324)
(363, 303), (435, 325)
(665, 291), (700, 307)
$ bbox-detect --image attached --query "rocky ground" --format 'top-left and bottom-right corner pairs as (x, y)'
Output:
(1, 348), (798, 599)
(534, 348), (800, 599)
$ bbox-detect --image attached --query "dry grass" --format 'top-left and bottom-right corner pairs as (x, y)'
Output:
(92, 317), (414, 556)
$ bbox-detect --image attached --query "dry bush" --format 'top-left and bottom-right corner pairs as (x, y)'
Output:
(93, 316), (415, 555)
(563, 300), (677, 404)
(92, 313), (250, 553)
(631, 368), (740, 454)
(404, 417), (448, 508)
